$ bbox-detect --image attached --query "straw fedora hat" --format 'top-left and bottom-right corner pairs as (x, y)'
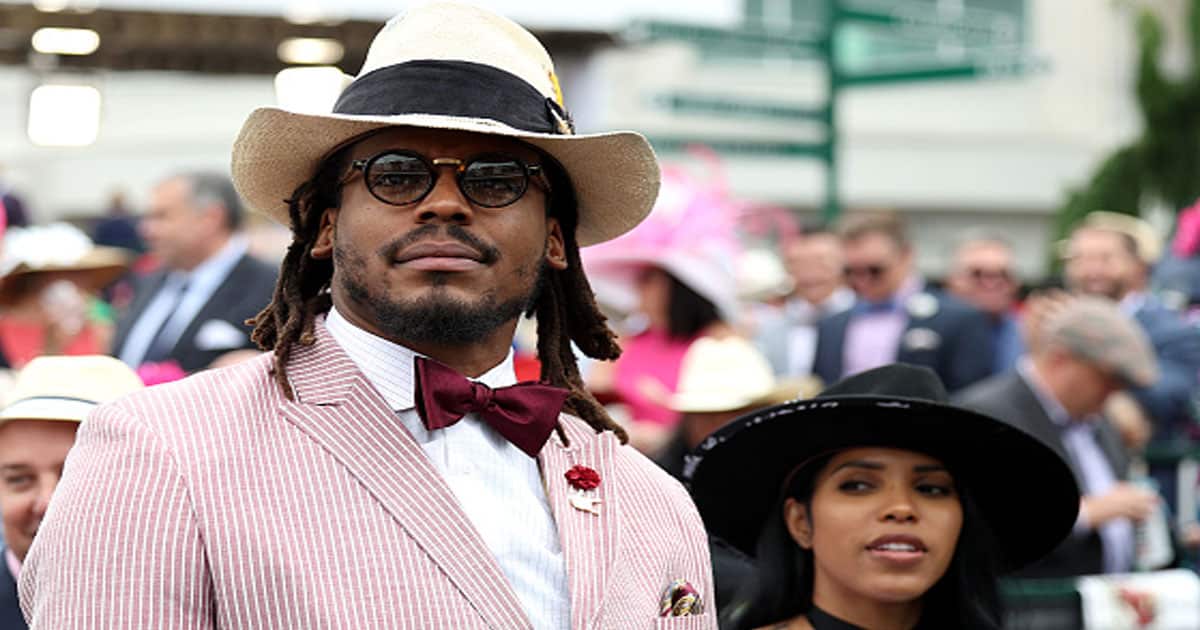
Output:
(231, 2), (659, 247)
(1083, 211), (1163, 265)
(0, 223), (129, 306)
(668, 336), (820, 413)
(0, 355), (144, 424)
(1057, 210), (1163, 266)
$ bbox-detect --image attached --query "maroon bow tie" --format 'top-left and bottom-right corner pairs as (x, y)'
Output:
(413, 356), (570, 457)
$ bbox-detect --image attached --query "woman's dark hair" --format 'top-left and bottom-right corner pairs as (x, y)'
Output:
(249, 140), (629, 445)
(663, 271), (722, 339)
(727, 453), (1004, 630)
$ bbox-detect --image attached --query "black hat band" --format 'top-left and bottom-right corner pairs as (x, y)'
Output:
(333, 59), (574, 136)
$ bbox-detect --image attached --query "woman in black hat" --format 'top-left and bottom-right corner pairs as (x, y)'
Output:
(685, 363), (1080, 630)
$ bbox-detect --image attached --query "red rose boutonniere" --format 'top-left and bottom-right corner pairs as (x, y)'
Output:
(565, 465), (601, 491)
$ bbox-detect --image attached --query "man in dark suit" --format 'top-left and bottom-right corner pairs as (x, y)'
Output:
(811, 211), (993, 392)
(957, 297), (1160, 577)
(112, 172), (277, 373)
(1064, 213), (1200, 509)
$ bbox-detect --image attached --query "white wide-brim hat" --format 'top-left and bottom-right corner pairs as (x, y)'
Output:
(231, 2), (660, 247)
(668, 336), (820, 413)
(0, 355), (144, 424)
(0, 223), (129, 306)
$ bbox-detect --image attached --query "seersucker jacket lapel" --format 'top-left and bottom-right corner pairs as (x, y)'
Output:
(278, 321), (533, 630)
(538, 416), (622, 630)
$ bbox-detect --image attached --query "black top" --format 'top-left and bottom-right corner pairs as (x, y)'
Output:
(808, 606), (863, 630)
(0, 548), (28, 630)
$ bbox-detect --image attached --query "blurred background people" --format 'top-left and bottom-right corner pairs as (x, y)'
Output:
(957, 296), (1160, 578)
(0, 224), (128, 369)
(655, 335), (817, 479)
(0, 177), (28, 231)
(584, 165), (740, 453)
(1155, 200), (1200, 319)
(1063, 212), (1200, 509)
(0, 355), (143, 629)
(755, 228), (854, 379)
(111, 172), (276, 374)
(812, 211), (994, 391)
(90, 190), (145, 255)
(945, 231), (1024, 375)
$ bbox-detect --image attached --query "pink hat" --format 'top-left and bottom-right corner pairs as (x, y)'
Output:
(583, 163), (741, 321)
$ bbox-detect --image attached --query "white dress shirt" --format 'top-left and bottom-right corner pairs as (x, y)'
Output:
(118, 236), (249, 366)
(325, 307), (570, 629)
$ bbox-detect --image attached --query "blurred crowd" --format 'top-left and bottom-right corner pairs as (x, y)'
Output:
(3, 151), (1200, 625)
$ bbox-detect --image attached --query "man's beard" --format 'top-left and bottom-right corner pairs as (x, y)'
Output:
(334, 226), (546, 346)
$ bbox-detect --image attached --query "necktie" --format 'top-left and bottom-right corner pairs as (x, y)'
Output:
(413, 356), (569, 457)
(141, 278), (190, 364)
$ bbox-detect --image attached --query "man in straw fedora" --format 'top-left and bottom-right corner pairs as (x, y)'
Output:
(21, 3), (715, 628)
(0, 355), (143, 630)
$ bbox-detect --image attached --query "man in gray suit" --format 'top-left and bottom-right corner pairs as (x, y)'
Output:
(956, 296), (1160, 577)
(111, 172), (277, 373)
(755, 228), (853, 378)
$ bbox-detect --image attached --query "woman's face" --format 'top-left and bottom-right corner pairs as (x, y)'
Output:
(635, 266), (671, 328)
(785, 447), (963, 607)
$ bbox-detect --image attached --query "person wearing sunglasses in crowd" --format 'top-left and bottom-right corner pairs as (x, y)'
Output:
(21, 4), (715, 628)
(811, 212), (994, 392)
(944, 231), (1024, 375)
(686, 363), (1080, 630)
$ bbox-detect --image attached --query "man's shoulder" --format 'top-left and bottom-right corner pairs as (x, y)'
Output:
(105, 352), (278, 428)
(954, 371), (1023, 410)
(231, 252), (280, 284)
(926, 291), (987, 323)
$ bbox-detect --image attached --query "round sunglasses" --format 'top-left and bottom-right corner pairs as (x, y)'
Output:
(344, 150), (549, 208)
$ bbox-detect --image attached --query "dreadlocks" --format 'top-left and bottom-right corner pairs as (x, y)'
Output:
(249, 145), (628, 444)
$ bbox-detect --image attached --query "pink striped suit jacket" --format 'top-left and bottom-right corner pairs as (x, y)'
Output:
(20, 322), (716, 629)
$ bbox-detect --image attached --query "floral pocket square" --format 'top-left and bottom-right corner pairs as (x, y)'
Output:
(659, 579), (703, 617)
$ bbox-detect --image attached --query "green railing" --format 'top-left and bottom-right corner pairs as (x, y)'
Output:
(1001, 579), (1082, 629)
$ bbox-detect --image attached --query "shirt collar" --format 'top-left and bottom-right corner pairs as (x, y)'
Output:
(785, 286), (854, 321)
(323, 306), (517, 412)
(1119, 291), (1147, 316)
(5, 547), (19, 581)
(1017, 358), (1073, 426)
(853, 275), (924, 312)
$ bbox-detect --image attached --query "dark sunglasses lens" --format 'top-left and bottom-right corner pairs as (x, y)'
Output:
(461, 157), (528, 207)
(367, 153), (432, 204)
(970, 268), (1012, 283)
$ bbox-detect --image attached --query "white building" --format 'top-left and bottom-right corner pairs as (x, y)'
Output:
(0, 0), (1178, 277)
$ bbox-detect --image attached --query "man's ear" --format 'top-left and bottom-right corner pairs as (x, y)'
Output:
(784, 498), (814, 549)
(309, 208), (338, 259)
(545, 218), (568, 270)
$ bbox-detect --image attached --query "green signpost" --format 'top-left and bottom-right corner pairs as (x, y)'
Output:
(630, 0), (1039, 222)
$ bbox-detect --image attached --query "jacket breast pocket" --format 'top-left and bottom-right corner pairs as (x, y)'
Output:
(654, 613), (717, 629)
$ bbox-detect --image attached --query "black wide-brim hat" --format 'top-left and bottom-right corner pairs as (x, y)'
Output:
(684, 364), (1080, 572)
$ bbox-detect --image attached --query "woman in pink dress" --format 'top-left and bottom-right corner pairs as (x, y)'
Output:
(584, 162), (742, 453)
